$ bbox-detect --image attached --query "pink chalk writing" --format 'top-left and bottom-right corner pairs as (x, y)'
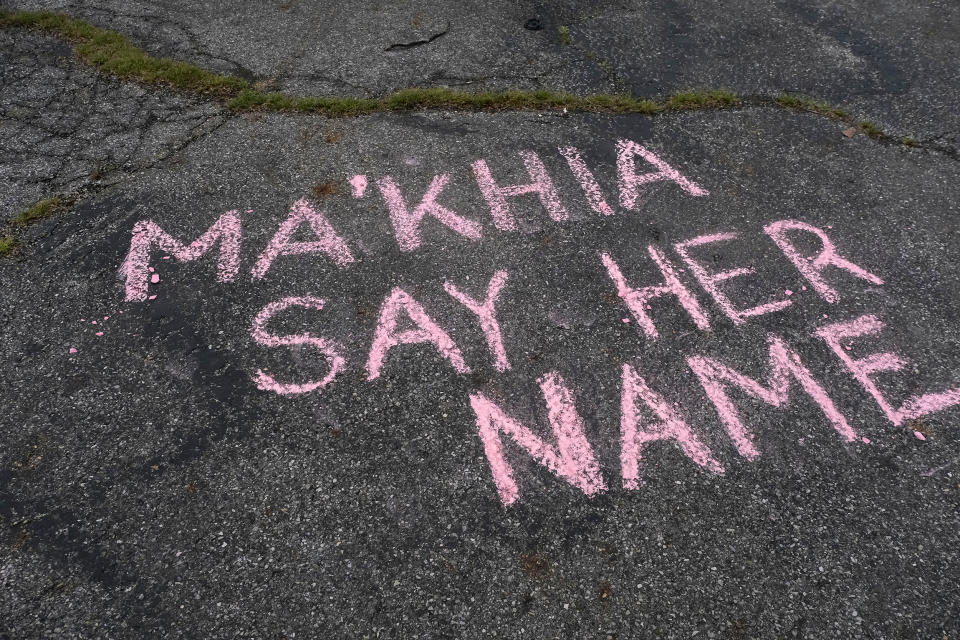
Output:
(251, 199), (355, 279)
(616, 139), (708, 210)
(620, 363), (723, 489)
(367, 287), (470, 380)
(816, 315), (960, 426)
(109, 135), (960, 506)
(468, 371), (606, 506)
(472, 151), (568, 231)
(444, 270), (512, 372)
(764, 220), (883, 303)
(674, 232), (792, 325)
(601, 247), (711, 339)
(559, 146), (614, 215)
(688, 334), (856, 459)
(250, 296), (346, 395)
(121, 210), (241, 302)
(377, 174), (483, 252)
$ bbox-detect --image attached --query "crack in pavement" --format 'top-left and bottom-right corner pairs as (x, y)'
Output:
(384, 23), (450, 52)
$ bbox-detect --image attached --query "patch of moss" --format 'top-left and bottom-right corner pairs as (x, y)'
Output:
(13, 196), (61, 227)
(0, 234), (17, 256)
(665, 89), (739, 110)
(0, 6), (902, 146)
(0, 9), (248, 96)
(775, 94), (848, 120)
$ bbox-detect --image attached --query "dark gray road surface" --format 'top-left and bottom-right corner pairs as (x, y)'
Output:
(2, 2), (959, 638)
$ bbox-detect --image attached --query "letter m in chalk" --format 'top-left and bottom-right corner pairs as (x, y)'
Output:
(120, 211), (242, 302)
(469, 372), (606, 506)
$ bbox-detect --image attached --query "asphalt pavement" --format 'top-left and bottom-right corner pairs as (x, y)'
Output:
(1, 2), (959, 638)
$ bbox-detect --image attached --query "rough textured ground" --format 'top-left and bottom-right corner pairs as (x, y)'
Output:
(1, 2), (959, 639)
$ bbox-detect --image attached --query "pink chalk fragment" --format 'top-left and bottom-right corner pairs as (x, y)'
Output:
(250, 296), (346, 395)
(861, 437), (871, 444)
(349, 174), (368, 198)
(622, 318), (630, 323)
(95, 332), (104, 336)
(785, 290), (793, 296)
(69, 347), (77, 354)
(148, 295), (157, 300)
(914, 431), (926, 441)
(150, 274), (160, 284)
(468, 371), (606, 506)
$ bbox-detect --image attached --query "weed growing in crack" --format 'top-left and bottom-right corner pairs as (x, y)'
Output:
(859, 120), (884, 139)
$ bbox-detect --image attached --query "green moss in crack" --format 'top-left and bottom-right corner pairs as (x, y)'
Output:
(558, 25), (572, 45)
(0, 9), (248, 96)
(775, 94), (849, 120)
(666, 89), (739, 110)
(0, 234), (16, 257)
(13, 196), (62, 227)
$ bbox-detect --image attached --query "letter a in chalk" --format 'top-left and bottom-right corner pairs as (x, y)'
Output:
(469, 372), (606, 506)
(367, 287), (470, 380)
(616, 139), (708, 210)
(620, 363), (723, 489)
(252, 199), (354, 279)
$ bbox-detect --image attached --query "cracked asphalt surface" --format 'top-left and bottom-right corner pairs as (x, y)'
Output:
(1, 2), (959, 639)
